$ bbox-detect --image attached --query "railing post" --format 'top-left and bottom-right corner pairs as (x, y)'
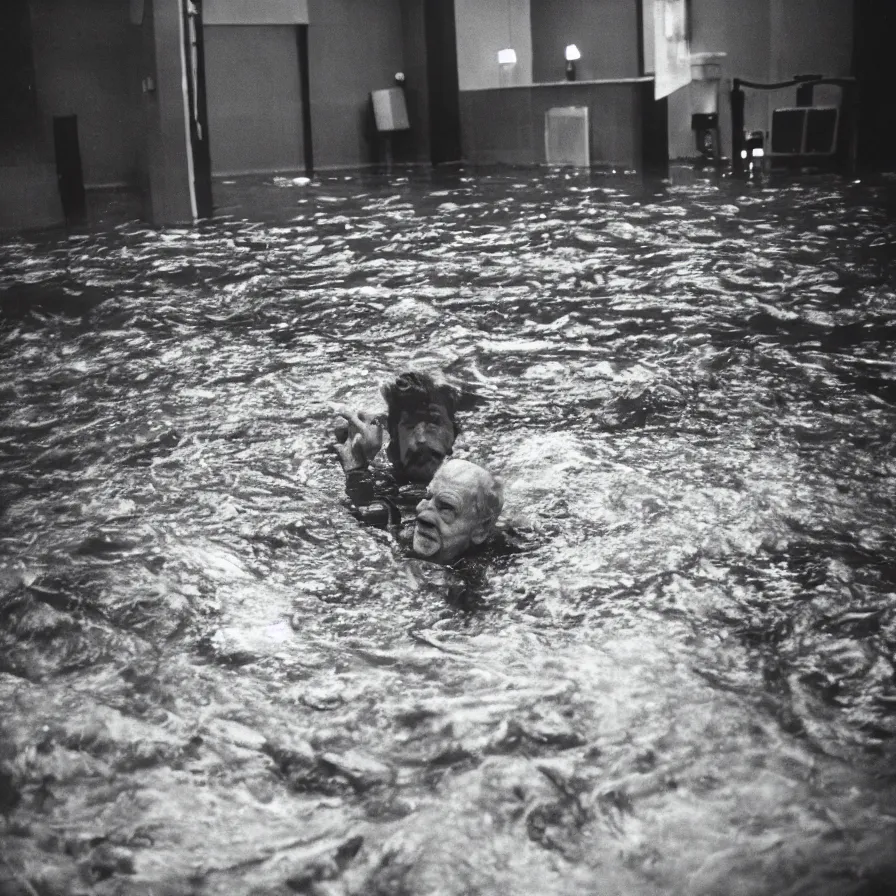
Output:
(731, 78), (745, 175)
(847, 80), (860, 176)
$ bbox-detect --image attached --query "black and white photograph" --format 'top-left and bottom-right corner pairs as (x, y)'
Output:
(1, 1), (895, 894)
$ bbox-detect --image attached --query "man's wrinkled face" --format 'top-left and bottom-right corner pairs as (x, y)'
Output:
(396, 402), (455, 482)
(412, 463), (489, 565)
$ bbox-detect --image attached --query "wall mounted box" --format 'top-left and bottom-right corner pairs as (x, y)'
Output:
(372, 88), (410, 132)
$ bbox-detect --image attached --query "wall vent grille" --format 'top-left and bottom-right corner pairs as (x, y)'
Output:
(545, 106), (590, 167)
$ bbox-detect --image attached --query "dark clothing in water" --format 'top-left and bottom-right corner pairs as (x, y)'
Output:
(344, 467), (422, 531)
(342, 465), (528, 608)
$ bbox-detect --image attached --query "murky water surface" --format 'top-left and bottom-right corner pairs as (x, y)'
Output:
(2, 168), (896, 895)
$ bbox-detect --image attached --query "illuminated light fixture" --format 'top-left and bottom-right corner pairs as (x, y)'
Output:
(565, 44), (580, 81)
(497, 48), (517, 87)
(740, 131), (765, 174)
(745, 130), (764, 153)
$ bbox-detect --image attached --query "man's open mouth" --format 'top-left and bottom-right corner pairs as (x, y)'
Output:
(414, 519), (439, 556)
(413, 518), (439, 546)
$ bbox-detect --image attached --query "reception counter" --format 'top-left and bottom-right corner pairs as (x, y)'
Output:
(458, 76), (667, 172)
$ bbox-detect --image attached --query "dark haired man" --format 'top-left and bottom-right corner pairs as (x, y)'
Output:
(331, 371), (504, 567)
(334, 371), (458, 484)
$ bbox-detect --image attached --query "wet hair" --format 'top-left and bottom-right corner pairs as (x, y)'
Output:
(435, 459), (504, 535)
(381, 371), (459, 469)
(472, 470), (504, 534)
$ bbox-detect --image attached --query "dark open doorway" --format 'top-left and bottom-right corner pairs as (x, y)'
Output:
(53, 115), (86, 223)
(424, 0), (462, 165)
(853, 0), (896, 170)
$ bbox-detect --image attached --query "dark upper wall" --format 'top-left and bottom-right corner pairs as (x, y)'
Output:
(530, 0), (640, 83)
(306, 0), (408, 168)
(29, 0), (142, 187)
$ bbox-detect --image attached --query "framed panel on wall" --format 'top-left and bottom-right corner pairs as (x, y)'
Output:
(653, 0), (690, 99)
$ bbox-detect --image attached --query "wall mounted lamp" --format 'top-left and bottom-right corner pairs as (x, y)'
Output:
(565, 44), (580, 81)
(497, 48), (517, 87)
(740, 130), (765, 174)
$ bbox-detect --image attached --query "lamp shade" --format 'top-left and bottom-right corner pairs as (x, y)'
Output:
(565, 44), (581, 61)
(497, 48), (517, 65)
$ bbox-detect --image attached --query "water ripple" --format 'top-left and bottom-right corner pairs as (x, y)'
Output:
(1, 168), (895, 895)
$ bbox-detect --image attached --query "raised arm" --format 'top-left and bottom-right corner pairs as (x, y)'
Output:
(330, 404), (384, 473)
(329, 404), (398, 528)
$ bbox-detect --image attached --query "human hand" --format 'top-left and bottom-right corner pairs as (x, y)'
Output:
(330, 404), (383, 472)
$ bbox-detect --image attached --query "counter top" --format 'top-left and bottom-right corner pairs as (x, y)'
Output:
(469, 76), (654, 92)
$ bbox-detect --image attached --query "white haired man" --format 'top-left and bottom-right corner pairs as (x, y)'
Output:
(411, 459), (504, 565)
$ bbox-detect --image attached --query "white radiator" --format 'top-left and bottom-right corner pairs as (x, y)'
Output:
(545, 106), (590, 167)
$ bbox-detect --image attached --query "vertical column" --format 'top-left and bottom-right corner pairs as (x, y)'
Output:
(399, 0), (430, 165)
(141, 0), (203, 225)
(185, 0), (213, 216)
(296, 24), (314, 175)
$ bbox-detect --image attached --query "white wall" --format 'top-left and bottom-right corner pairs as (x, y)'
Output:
(643, 0), (655, 74)
(454, 0), (532, 90)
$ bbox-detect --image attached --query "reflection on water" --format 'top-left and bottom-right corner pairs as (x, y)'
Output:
(1, 167), (896, 895)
